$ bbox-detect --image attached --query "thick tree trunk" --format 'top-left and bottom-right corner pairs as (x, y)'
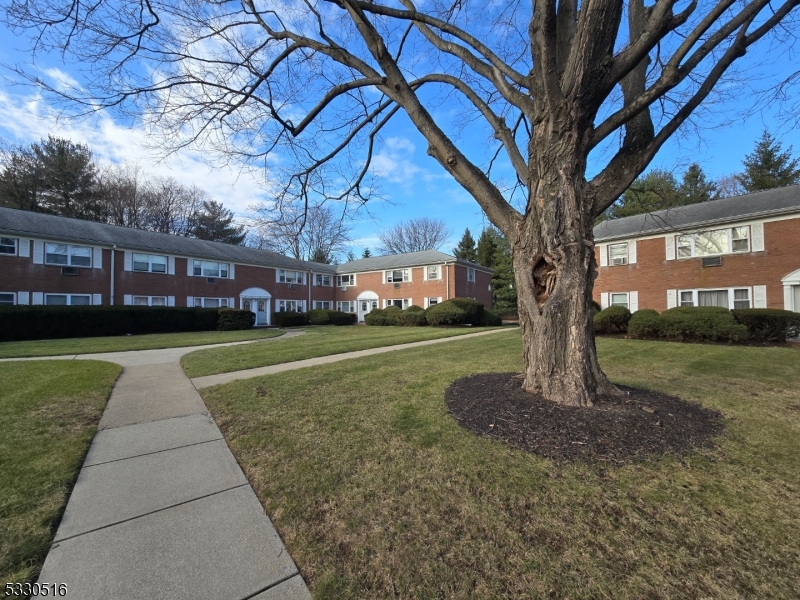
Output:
(509, 122), (620, 407)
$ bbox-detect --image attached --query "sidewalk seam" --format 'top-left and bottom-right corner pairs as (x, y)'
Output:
(52, 483), (249, 545)
(84, 437), (223, 468)
(240, 572), (303, 600)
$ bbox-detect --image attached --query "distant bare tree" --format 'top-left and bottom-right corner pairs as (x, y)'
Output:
(377, 218), (452, 254)
(141, 177), (204, 236)
(252, 203), (352, 264)
(717, 174), (746, 198)
(95, 163), (146, 228)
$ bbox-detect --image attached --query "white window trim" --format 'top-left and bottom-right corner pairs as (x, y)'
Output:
(424, 297), (442, 308)
(0, 237), (18, 256)
(44, 293), (94, 306)
(673, 225), (752, 259)
(314, 273), (333, 287)
(609, 292), (630, 309)
(192, 297), (230, 308)
(337, 300), (356, 313)
(467, 267), (476, 282)
(424, 265), (441, 281)
(132, 295), (169, 307)
(385, 269), (411, 283)
(0, 292), (16, 305)
(384, 298), (411, 309)
(132, 252), (169, 274)
(675, 286), (759, 310)
(193, 259), (230, 279)
(277, 269), (305, 284)
(44, 243), (93, 268)
(313, 300), (332, 309)
(277, 299), (306, 312)
(607, 242), (629, 266)
(336, 274), (356, 287)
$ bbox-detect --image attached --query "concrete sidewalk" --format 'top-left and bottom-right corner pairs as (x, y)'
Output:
(33, 332), (311, 600)
(31, 327), (513, 599)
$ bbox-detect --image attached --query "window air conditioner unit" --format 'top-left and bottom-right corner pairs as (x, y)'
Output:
(288, 284), (296, 289)
(341, 286), (348, 292)
(207, 277), (216, 283)
(61, 267), (79, 276)
(611, 257), (627, 265)
(701, 257), (722, 267)
(394, 283), (401, 288)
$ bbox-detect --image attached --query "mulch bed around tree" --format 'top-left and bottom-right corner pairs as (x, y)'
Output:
(445, 373), (724, 464)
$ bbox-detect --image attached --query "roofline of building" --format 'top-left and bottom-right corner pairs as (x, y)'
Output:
(594, 204), (800, 243)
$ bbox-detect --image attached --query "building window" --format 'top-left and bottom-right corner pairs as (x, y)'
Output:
(194, 260), (228, 278)
(679, 291), (694, 307)
(194, 297), (229, 308)
(337, 300), (355, 313)
(0, 293), (15, 305)
(133, 253), (168, 273)
(675, 226), (750, 258)
(278, 299), (304, 312)
(386, 269), (410, 283)
(45, 243), (92, 267)
(608, 243), (628, 265)
(426, 265), (440, 280)
(0, 237), (17, 255)
(679, 288), (752, 309)
(337, 274), (355, 287)
(45, 294), (92, 306)
(385, 298), (410, 309)
(133, 296), (167, 306)
(467, 267), (476, 282)
(315, 274), (332, 286)
(427, 297), (438, 306)
(278, 270), (304, 284)
(610, 293), (629, 309)
(697, 289), (729, 308)
(733, 288), (751, 309)
(314, 301), (332, 310)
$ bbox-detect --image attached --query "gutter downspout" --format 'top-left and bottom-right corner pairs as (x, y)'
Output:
(309, 269), (313, 311)
(110, 245), (116, 306)
(446, 262), (450, 300)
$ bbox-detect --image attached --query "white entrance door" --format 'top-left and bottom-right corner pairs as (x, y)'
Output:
(794, 285), (800, 313)
(243, 298), (270, 325)
(358, 299), (378, 322)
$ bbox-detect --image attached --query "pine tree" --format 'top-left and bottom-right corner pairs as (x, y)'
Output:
(362, 247), (372, 258)
(452, 228), (477, 261)
(736, 130), (800, 193)
(191, 200), (247, 245)
(346, 250), (356, 262)
(606, 169), (680, 219)
(476, 227), (517, 311)
(679, 163), (718, 204)
(476, 228), (500, 267)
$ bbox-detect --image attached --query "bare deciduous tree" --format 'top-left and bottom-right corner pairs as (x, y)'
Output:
(377, 217), (452, 254)
(6, 0), (799, 405)
(252, 203), (352, 264)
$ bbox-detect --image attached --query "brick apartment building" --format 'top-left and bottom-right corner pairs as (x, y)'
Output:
(0, 207), (493, 325)
(593, 185), (800, 313)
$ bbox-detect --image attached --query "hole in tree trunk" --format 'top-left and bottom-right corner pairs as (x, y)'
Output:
(532, 257), (557, 306)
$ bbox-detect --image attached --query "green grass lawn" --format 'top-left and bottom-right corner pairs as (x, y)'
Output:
(0, 329), (285, 359)
(181, 325), (502, 378)
(200, 331), (800, 599)
(0, 360), (121, 586)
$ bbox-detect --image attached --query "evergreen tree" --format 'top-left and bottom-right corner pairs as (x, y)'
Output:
(191, 199), (247, 245)
(736, 130), (800, 192)
(607, 169), (681, 219)
(346, 250), (356, 262)
(452, 228), (477, 261)
(362, 247), (372, 258)
(678, 163), (718, 204)
(476, 227), (500, 267)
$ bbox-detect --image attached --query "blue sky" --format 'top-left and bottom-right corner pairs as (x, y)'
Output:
(1, 7), (799, 258)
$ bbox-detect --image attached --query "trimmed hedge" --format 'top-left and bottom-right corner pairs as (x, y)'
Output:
(593, 306), (632, 334)
(425, 302), (467, 326)
(446, 297), (485, 325)
(406, 305), (425, 313)
(732, 308), (800, 343)
(479, 310), (503, 327)
(326, 310), (356, 326)
(396, 311), (428, 327)
(659, 307), (748, 342)
(274, 311), (309, 328)
(365, 308), (396, 326)
(627, 309), (662, 339)
(307, 309), (331, 325)
(0, 306), (253, 342)
(217, 308), (256, 331)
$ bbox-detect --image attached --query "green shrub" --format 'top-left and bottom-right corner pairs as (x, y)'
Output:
(307, 309), (331, 325)
(0, 306), (221, 342)
(365, 308), (397, 326)
(446, 297), (485, 325)
(478, 310), (503, 326)
(216, 308), (255, 331)
(593, 306), (632, 334)
(326, 310), (356, 326)
(406, 305), (425, 313)
(591, 299), (602, 313)
(396, 312), (428, 326)
(627, 309), (661, 339)
(732, 308), (800, 343)
(274, 311), (309, 327)
(425, 302), (467, 326)
(659, 307), (748, 342)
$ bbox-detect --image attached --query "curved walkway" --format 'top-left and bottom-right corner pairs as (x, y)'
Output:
(26, 327), (511, 600)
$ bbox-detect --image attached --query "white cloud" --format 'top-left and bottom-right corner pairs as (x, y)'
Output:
(0, 89), (271, 216)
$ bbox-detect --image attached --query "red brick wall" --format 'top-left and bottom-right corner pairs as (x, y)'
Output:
(593, 217), (800, 310)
